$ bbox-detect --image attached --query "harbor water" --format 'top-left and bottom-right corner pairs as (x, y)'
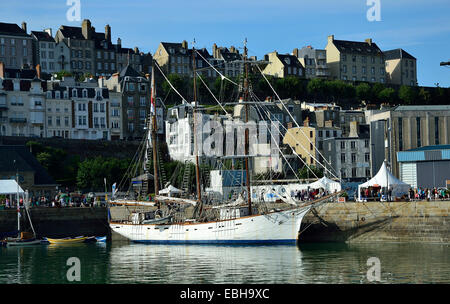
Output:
(0, 242), (449, 284)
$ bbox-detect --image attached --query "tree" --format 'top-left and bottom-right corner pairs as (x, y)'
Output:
(162, 74), (187, 104)
(355, 83), (371, 102)
(54, 70), (73, 80)
(398, 85), (417, 105)
(371, 83), (385, 103)
(418, 88), (431, 104)
(307, 78), (327, 100)
(378, 88), (396, 103)
(298, 165), (324, 179)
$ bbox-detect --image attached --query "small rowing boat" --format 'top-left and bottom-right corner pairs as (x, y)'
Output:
(44, 236), (89, 244)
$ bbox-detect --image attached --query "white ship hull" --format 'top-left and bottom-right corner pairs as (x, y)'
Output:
(110, 206), (310, 245)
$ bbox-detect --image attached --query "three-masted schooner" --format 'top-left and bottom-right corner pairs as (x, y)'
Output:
(108, 40), (341, 244)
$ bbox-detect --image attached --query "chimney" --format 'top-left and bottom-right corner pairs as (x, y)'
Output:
(293, 48), (299, 57)
(21, 22), (27, 34)
(365, 38), (372, 46)
(36, 64), (41, 79)
(182, 40), (188, 49)
(325, 120), (333, 128)
(0, 62), (5, 78)
(230, 46), (236, 53)
(328, 35), (334, 44)
(349, 121), (359, 137)
(82, 19), (92, 40)
(212, 43), (217, 58)
(117, 38), (122, 48)
(105, 24), (111, 42)
(44, 28), (53, 37)
(303, 117), (310, 127)
(134, 47), (139, 54)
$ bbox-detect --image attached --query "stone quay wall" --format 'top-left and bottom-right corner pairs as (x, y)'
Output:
(299, 200), (449, 243)
(0, 207), (109, 239)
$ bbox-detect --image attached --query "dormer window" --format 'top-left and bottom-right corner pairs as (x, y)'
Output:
(284, 58), (290, 65)
(55, 91), (60, 99)
(82, 89), (88, 98)
(64, 91), (68, 99)
(47, 91), (52, 98)
(72, 89), (77, 98)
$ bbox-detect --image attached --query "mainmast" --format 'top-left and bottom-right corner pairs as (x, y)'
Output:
(192, 40), (202, 203)
(150, 60), (159, 196)
(243, 38), (252, 215)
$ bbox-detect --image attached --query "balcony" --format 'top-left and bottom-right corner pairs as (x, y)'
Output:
(0, 101), (7, 110)
(10, 118), (27, 123)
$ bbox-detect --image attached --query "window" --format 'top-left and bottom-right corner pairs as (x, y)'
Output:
(341, 153), (346, 163)
(435, 117), (439, 145)
(127, 109), (134, 119)
(100, 117), (106, 128)
(340, 141), (345, 149)
(364, 139), (369, 148)
(362, 66), (366, 74)
(398, 117), (403, 151)
(56, 117), (61, 126)
(72, 89), (77, 98)
(140, 109), (146, 119)
(352, 66), (356, 74)
(127, 96), (134, 106)
(416, 117), (421, 147)
(93, 103), (98, 112)
(318, 131), (323, 137)
(343, 65), (347, 73)
(65, 117), (69, 127)
(82, 89), (88, 98)
(342, 54), (347, 61)
(371, 57), (375, 64)
(352, 55), (356, 62)
(100, 103), (105, 112)
(55, 91), (60, 99)
(371, 67), (375, 75)
(365, 153), (370, 162)
(140, 97), (146, 106)
(351, 141), (356, 149)
(47, 116), (52, 126)
(352, 168), (357, 177)
(128, 123), (134, 131)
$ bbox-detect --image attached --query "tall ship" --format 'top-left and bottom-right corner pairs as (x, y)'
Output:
(108, 40), (342, 244)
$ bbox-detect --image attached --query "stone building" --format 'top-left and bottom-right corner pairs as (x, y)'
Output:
(153, 40), (211, 78)
(323, 121), (371, 181)
(31, 29), (70, 76)
(262, 51), (304, 78)
(293, 46), (329, 79)
(0, 22), (33, 69)
(325, 35), (386, 83)
(384, 48), (417, 86)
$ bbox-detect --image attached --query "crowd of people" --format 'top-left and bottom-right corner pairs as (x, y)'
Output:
(0, 192), (105, 209)
(291, 188), (330, 202)
(358, 186), (450, 202)
(408, 187), (449, 201)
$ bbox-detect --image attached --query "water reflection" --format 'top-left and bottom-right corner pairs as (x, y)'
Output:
(0, 242), (449, 284)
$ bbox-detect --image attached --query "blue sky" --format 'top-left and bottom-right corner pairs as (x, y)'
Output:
(2, 0), (449, 87)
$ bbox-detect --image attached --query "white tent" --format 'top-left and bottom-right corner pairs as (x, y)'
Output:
(0, 179), (25, 195)
(309, 176), (342, 193)
(358, 161), (410, 201)
(159, 185), (183, 197)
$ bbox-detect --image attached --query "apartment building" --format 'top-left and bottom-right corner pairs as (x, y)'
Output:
(283, 118), (342, 166)
(325, 35), (386, 83)
(293, 46), (329, 79)
(323, 121), (371, 181)
(263, 51), (304, 78)
(0, 63), (45, 137)
(384, 48), (417, 86)
(0, 22), (34, 69)
(31, 29), (70, 76)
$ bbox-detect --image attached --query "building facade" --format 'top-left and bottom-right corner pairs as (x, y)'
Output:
(293, 46), (329, 79)
(384, 48), (417, 86)
(263, 51), (304, 78)
(0, 22), (33, 69)
(366, 105), (450, 177)
(325, 35), (386, 83)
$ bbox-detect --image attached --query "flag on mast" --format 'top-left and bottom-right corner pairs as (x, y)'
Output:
(150, 64), (156, 115)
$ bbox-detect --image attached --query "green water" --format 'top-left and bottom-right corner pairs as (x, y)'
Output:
(0, 242), (449, 284)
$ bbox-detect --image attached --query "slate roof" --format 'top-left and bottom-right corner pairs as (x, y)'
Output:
(31, 31), (55, 42)
(277, 54), (303, 68)
(0, 145), (57, 186)
(332, 39), (383, 55)
(58, 25), (85, 40)
(0, 22), (29, 37)
(47, 86), (109, 99)
(383, 49), (416, 60)
(119, 64), (143, 78)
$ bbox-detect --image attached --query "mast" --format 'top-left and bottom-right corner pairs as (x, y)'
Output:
(192, 39), (202, 203)
(243, 38), (252, 215)
(150, 60), (159, 196)
(16, 169), (20, 233)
